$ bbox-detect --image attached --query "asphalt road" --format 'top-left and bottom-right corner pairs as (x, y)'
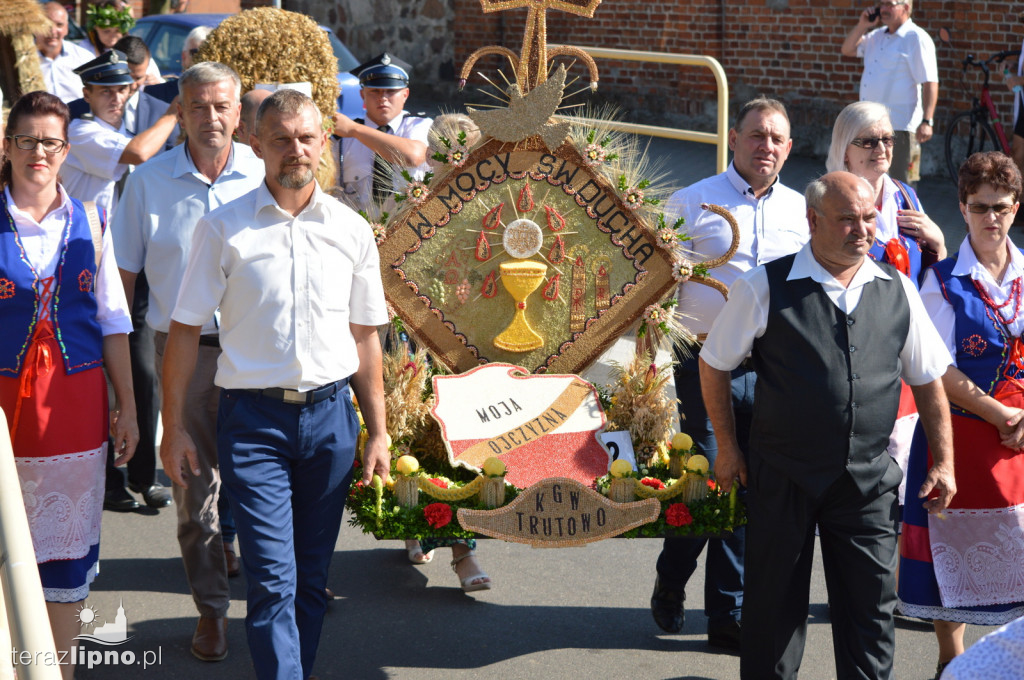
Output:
(68, 135), (997, 679)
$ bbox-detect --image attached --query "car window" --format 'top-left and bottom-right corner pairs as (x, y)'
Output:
(146, 25), (191, 75)
(327, 31), (359, 72)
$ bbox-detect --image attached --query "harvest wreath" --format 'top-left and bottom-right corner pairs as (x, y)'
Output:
(347, 432), (745, 546)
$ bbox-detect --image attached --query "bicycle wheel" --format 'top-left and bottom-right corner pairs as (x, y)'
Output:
(945, 110), (1000, 186)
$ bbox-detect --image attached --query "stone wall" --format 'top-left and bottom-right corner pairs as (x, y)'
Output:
(287, 0), (455, 85)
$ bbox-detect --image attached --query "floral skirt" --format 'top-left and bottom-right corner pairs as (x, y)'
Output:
(0, 322), (107, 603)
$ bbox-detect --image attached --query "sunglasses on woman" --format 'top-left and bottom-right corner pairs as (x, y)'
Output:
(850, 135), (896, 149)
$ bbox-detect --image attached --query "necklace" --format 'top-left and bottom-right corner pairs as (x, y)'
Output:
(972, 276), (1024, 327)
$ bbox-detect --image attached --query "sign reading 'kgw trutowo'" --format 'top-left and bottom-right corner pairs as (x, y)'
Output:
(458, 477), (660, 547)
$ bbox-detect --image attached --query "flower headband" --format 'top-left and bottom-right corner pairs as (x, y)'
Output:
(86, 4), (135, 33)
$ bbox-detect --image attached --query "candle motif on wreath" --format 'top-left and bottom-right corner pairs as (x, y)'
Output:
(571, 255), (586, 333)
(595, 262), (610, 312)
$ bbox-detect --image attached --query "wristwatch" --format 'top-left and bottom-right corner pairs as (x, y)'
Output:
(921, 118), (934, 126)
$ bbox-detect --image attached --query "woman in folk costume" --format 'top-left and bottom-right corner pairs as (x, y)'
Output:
(899, 151), (1024, 678)
(826, 100), (948, 509)
(1, 91), (137, 679)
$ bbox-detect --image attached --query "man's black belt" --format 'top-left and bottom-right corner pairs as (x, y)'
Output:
(242, 378), (349, 405)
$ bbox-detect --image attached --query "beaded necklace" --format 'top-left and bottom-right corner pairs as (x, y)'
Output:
(972, 276), (1023, 328)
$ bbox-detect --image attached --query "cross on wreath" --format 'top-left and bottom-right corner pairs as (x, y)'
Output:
(464, 0), (604, 93)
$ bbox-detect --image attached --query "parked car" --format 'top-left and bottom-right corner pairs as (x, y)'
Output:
(129, 13), (363, 119)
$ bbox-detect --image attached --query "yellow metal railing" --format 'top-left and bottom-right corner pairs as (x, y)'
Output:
(0, 409), (60, 680)
(562, 47), (730, 174)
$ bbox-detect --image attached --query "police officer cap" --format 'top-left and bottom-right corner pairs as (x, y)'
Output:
(73, 50), (134, 87)
(350, 52), (412, 89)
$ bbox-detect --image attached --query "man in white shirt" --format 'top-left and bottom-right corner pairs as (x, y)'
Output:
(62, 50), (177, 217)
(650, 98), (808, 651)
(113, 62), (264, 663)
(332, 52), (432, 213)
(841, 0), (939, 185)
(161, 89), (390, 680)
(702, 171), (955, 678)
(35, 1), (95, 103)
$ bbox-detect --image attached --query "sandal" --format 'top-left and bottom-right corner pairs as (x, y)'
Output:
(405, 540), (434, 565)
(451, 550), (491, 592)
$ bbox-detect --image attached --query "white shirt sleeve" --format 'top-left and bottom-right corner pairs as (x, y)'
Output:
(171, 216), (227, 328)
(110, 171), (146, 274)
(698, 268), (770, 370)
(898, 272), (952, 385)
(918, 267), (957, 365)
(910, 28), (939, 84)
(347, 219), (389, 327)
(94, 219), (133, 336)
(68, 119), (129, 181)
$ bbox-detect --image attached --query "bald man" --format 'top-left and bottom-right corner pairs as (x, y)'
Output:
(35, 1), (95, 102)
(702, 172), (955, 678)
(236, 89), (272, 146)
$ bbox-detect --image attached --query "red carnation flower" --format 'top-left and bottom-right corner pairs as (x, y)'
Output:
(640, 477), (665, 490)
(706, 478), (716, 490)
(665, 503), (693, 527)
(353, 458), (362, 468)
(423, 503), (453, 529)
(429, 478), (449, 489)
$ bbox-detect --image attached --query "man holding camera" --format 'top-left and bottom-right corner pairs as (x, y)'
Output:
(841, 0), (938, 185)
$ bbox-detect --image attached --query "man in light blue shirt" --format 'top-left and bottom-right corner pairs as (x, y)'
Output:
(111, 61), (264, 664)
(35, 1), (94, 102)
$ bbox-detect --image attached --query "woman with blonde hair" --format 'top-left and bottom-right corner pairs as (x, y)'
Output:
(827, 100), (946, 284)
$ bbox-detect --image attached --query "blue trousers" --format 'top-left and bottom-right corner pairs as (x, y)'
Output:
(655, 352), (750, 626)
(218, 385), (358, 680)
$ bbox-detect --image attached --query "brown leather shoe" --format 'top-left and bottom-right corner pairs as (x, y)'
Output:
(191, 616), (228, 661)
(223, 542), (241, 578)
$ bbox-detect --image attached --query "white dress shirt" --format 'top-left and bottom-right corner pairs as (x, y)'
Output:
(4, 186), (131, 336)
(338, 110), (432, 211)
(38, 42), (95, 103)
(172, 182), (389, 390)
(63, 116), (130, 217)
(113, 142), (265, 333)
(701, 243), (951, 386)
(667, 163), (809, 336)
(920, 236), (1024, 365)
(857, 19), (939, 132)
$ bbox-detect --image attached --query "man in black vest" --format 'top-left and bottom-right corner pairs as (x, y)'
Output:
(701, 172), (956, 679)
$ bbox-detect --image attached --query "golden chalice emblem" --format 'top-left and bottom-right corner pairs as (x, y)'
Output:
(494, 260), (547, 352)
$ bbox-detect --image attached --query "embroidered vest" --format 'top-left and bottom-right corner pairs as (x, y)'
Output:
(930, 254), (1024, 418)
(0, 194), (104, 376)
(751, 255), (911, 498)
